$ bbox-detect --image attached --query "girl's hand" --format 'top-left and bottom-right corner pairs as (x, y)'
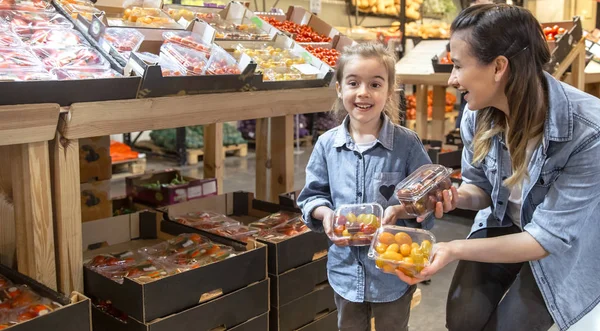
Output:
(382, 205), (404, 225)
(395, 242), (458, 284)
(432, 186), (459, 219)
(322, 208), (335, 237)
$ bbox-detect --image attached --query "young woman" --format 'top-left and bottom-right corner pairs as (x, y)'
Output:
(397, 4), (600, 331)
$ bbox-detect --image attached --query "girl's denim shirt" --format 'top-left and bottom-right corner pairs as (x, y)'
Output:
(298, 114), (433, 303)
(461, 72), (600, 330)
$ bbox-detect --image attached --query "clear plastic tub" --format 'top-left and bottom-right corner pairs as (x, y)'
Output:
(85, 251), (139, 269)
(162, 31), (211, 56)
(51, 68), (122, 80)
(0, 68), (52, 80)
(63, 3), (102, 21)
(249, 211), (301, 230)
(104, 28), (144, 54)
(55, 0), (95, 7)
(263, 69), (301, 81)
(0, 48), (43, 69)
(258, 217), (309, 242)
(395, 164), (453, 217)
(330, 203), (383, 246)
(0, 31), (22, 47)
(368, 225), (436, 278)
(208, 224), (259, 243)
(16, 28), (89, 47)
(164, 243), (235, 271)
(138, 233), (211, 259)
(0, 11), (72, 29)
(205, 47), (240, 75)
(160, 43), (208, 76)
(0, 0), (55, 12)
(119, 260), (172, 284)
(32, 45), (109, 69)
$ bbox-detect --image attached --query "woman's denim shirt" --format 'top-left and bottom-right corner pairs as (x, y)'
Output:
(461, 72), (600, 330)
(297, 114), (433, 303)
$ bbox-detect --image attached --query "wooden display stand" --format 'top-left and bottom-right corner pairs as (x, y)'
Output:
(396, 39), (587, 140)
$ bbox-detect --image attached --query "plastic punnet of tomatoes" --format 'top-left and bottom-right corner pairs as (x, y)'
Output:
(160, 43), (208, 76)
(138, 233), (211, 259)
(63, 2), (101, 21)
(208, 224), (259, 243)
(0, 68), (52, 80)
(368, 225), (436, 277)
(258, 217), (309, 242)
(51, 68), (122, 80)
(86, 251), (140, 270)
(0, 31), (22, 47)
(173, 210), (237, 227)
(330, 203), (383, 246)
(32, 45), (109, 69)
(104, 27), (144, 59)
(205, 47), (241, 75)
(132, 51), (186, 77)
(0, 0), (54, 12)
(249, 211), (301, 230)
(15, 27), (89, 47)
(0, 48), (44, 69)
(164, 243), (235, 271)
(0, 11), (72, 29)
(395, 164), (453, 217)
(162, 31), (212, 56)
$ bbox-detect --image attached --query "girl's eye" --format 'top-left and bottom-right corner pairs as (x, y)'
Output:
(453, 64), (461, 70)
(348, 81), (358, 87)
(371, 83), (382, 88)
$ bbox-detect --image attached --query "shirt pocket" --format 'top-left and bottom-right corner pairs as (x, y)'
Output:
(528, 169), (562, 207)
(373, 172), (402, 208)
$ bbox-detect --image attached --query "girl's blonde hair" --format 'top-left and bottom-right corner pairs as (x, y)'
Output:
(451, 4), (550, 187)
(332, 42), (401, 125)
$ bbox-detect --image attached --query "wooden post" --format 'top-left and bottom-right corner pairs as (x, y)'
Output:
(571, 42), (586, 91)
(255, 118), (269, 201)
(11, 142), (57, 290)
(431, 86), (447, 142)
(0, 145), (15, 268)
(415, 85), (429, 139)
(270, 115), (294, 202)
(50, 132), (83, 294)
(203, 123), (224, 194)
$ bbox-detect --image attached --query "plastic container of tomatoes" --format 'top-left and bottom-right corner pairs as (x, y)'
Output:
(330, 203), (383, 246)
(32, 45), (109, 69)
(163, 243), (235, 271)
(205, 47), (241, 75)
(207, 224), (259, 243)
(0, 11), (72, 30)
(249, 211), (301, 230)
(0, 68), (52, 80)
(103, 27), (144, 59)
(258, 217), (309, 242)
(160, 43), (208, 76)
(137, 233), (211, 260)
(368, 225), (435, 278)
(133, 51), (186, 77)
(395, 164), (453, 217)
(0, 31), (22, 47)
(0, 0), (55, 12)
(51, 68), (122, 80)
(15, 27), (89, 47)
(162, 31), (212, 56)
(0, 47), (44, 69)
(85, 251), (139, 270)
(173, 211), (240, 229)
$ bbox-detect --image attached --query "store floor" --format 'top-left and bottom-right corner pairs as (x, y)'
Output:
(111, 148), (559, 331)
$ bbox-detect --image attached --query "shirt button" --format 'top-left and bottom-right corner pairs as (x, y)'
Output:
(357, 192), (362, 197)
(358, 155), (362, 159)
(478, 223), (483, 227)
(503, 145), (508, 151)
(502, 176), (507, 180)
(498, 201), (504, 205)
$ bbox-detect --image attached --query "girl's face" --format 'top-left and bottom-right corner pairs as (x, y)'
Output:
(336, 56), (389, 126)
(448, 31), (506, 111)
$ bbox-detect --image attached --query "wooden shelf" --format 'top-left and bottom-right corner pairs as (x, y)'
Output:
(0, 104), (60, 146)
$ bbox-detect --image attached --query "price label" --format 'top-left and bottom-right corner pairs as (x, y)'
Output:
(88, 15), (106, 42)
(310, 0), (321, 14)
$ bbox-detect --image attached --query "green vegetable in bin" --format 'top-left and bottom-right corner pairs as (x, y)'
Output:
(170, 174), (188, 186)
(142, 181), (162, 190)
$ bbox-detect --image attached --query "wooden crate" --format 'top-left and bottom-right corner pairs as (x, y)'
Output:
(112, 157), (147, 180)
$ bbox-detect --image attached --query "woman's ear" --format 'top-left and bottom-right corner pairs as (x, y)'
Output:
(494, 56), (510, 82)
(336, 81), (341, 98)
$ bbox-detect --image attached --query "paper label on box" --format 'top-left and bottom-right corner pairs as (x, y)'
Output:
(310, 0), (321, 14)
(203, 181), (217, 195)
(293, 63), (320, 75)
(188, 185), (203, 199)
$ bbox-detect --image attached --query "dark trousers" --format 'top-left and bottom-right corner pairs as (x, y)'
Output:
(334, 285), (416, 331)
(446, 225), (555, 331)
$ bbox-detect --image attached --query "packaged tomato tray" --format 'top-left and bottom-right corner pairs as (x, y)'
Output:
(0, 11), (72, 30)
(0, 68), (52, 80)
(51, 68), (122, 80)
(248, 211), (301, 230)
(329, 203), (383, 246)
(32, 45), (109, 69)
(0, 0), (55, 12)
(0, 31), (22, 47)
(132, 51), (186, 77)
(173, 211), (240, 229)
(0, 47), (43, 69)
(137, 233), (211, 260)
(368, 225), (435, 278)
(207, 224), (259, 243)
(162, 31), (211, 56)
(257, 217), (309, 242)
(160, 43), (208, 76)
(163, 243), (236, 272)
(395, 164), (453, 217)
(15, 27), (89, 47)
(104, 27), (144, 59)
(205, 47), (241, 75)
(0, 283), (63, 328)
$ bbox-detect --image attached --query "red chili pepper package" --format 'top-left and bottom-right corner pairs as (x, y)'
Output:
(0, 11), (71, 30)
(0, 31), (22, 47)
(205, 47), (241, 75)
(160, 43), (208, 76)
(0, 0), (55, 12)
(0, 47), (43, 69)
(164, 243), (235, 271)
(104, 27), (144, 59)
(85, 251), (139, 269)
(258, 217), (309, 242)
(207, 224), (258, 243)
(32, 45), (109, 69)
(15, 27), (89, 47)
(248, 211), (301, 230)
(138, 233), (211, 259)
(0, 68), (53, 80)
(162, 31), (211, 56)
(51, 68), (122, 80)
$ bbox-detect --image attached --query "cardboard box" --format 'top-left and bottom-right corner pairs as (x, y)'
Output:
(270, 283), (336, 331)
(81, 179), (112, 222)
(0, 264), (91, 331)
(84, 210), (267, 323)
(91, 279), (269, 331)
(270, 256), (327, 307)
(82, 209), (159, 251)
(79, 136), (112, 183)
(126, 169), (217, 207)
(296, 310), (337, 331)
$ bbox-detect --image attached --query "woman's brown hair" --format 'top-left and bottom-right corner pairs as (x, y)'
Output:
(332, 42), (401, 125)
(451, 4), (550, 186)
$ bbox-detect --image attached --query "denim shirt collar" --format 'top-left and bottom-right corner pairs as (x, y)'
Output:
(332, 114), (395, 151)
(544, 71), (573, 144)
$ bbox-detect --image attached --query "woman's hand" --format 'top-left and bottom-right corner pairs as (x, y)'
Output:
(433, 186), (459, 218)
(395, 242), (458, 284)
(312, 206), (335, 236)
(382, 205), (407, 225)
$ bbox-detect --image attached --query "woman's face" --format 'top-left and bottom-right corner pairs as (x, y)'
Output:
(448, 30), (506, 111)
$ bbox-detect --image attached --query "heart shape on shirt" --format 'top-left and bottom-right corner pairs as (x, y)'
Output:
(379, 184), (395, 201)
